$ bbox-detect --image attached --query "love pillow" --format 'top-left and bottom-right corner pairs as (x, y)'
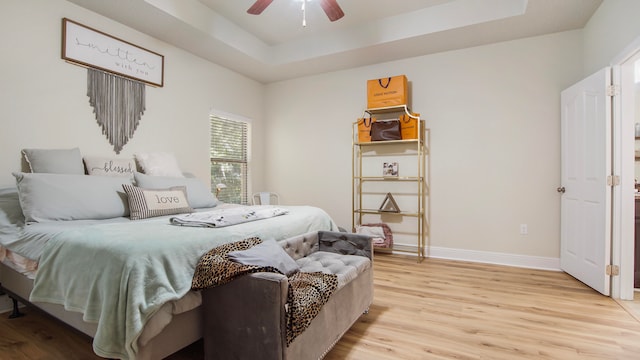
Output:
(122, 184), (194, 220)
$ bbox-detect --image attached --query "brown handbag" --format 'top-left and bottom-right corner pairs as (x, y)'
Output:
(370, 120), (401, 141)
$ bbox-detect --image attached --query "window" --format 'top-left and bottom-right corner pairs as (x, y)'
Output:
(210, 115), (248, 204)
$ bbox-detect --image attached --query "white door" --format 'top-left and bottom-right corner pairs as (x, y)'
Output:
(560, 68), (612, 296)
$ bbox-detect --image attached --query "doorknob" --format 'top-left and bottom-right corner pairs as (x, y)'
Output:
(557, 186), (565, 193)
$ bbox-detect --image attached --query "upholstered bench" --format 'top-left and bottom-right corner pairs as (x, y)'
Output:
(201, 230), (374, 360)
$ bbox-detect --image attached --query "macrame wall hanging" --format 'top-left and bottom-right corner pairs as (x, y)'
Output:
(87, 69), (145, 154)
(61, 18), (165, 154)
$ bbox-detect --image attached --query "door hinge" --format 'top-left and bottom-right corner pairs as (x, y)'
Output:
(607, 85), (620, 96)
(607, 175), (620, 186)
(606, 264), (620, 276)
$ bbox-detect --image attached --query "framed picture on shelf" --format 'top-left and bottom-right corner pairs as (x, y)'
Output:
(382, 162), (398, 177)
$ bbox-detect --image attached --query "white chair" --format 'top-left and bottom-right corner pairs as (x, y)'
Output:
(252, 192), (279, 205)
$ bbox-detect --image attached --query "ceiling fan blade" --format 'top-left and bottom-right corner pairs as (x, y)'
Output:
(319, 0), (344, 22)
(247, 0), (274, 15)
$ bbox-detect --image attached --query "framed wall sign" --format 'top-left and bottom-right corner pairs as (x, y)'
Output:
(62, 18), (164, 87)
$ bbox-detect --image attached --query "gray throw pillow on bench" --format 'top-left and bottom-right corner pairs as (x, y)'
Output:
(318, 231), (372, 259)
(228, 238), (300, 276)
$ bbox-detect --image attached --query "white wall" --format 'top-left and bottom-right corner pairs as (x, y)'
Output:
(265, 30), (584, 265)
(583, 0), (640, 76)
(0, 0), (265, 191)
(6, 0), (640, 269)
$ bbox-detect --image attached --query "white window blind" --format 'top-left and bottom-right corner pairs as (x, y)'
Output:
(210, 115), (248, 204)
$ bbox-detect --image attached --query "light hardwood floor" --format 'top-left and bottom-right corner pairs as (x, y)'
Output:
(1, 254), (640, 359)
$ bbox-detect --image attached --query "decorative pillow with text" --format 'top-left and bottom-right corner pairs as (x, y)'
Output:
(133, 172), (219, 208)
(84, 157), (136, 177)
(123, 184), (193, 220)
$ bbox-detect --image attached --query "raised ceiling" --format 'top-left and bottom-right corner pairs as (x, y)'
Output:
(66, 0), (602, 83)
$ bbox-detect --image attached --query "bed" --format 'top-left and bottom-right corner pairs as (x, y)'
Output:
(0, 167), (338, 359)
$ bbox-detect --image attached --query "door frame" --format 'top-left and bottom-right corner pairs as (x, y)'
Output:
(610, 37), (640, 300)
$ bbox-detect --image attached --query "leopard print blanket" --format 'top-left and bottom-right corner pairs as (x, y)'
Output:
(191, 237), (338, 345)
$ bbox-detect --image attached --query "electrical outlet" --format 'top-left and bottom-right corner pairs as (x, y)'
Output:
(520, 224), (528, 235)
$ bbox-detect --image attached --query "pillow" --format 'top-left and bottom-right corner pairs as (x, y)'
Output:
(134, 152), (184, 177)
(355, 225), (385, 239)
(122, 184), (193, 220)
(84, 157), (136, 177)
(228, 238), (300, 276)
(134, 172), (219, 208)
(318, 231), (372, 259)
(13, 172), (131, 223)
(0, 187), (25, 228)
(22, 148), (84, 174)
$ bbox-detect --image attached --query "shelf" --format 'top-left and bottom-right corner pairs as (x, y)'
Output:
(354, 209), (422, 217)
(352, 107), (429, 262)
(355, 138), (420, 146)
(356, 176), (423, 181)
(364, 105), (417, 118)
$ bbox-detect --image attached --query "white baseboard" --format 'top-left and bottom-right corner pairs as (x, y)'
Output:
(386, 244), (561, 271)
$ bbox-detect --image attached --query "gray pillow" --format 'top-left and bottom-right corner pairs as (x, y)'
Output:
(318, 231), (372, 260)
(22, 148), (84, 174)
(13, 172), (132, 223)
(0, 187), (25, 228)
(134, 172), (219, 208)
(228, 238), (300, 276)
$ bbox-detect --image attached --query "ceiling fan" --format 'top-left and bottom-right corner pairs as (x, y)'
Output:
(247, 0), (345, 22)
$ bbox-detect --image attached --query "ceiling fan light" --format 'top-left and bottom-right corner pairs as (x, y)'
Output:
(247, 0), (344, 23)
(302, 0), (307, 27)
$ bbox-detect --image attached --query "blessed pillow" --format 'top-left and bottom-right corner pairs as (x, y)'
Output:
(13, 172), (131, 223)
(228, 238), (300, 276)
(134, 152), (184, 177)
(134, 172), (218, 208)
(84, 157), (136, 177)
(22, 148), (84, 174)
(122, 184), (193, 220)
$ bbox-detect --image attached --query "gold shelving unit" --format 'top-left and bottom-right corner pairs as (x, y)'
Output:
(352, 105), (430, 261)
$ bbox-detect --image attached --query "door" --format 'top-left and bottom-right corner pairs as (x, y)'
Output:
(560, 68), (612, 296)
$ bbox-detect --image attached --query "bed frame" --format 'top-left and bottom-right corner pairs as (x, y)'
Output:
(0, 262), (203, 359)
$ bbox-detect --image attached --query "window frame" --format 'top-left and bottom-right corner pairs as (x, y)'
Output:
(210, 114), (250, 205)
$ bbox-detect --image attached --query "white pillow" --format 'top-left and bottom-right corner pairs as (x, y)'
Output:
(134, 152), (184, 177)
(13, 172), (132, 223)
(84, 157), (135, 177)
(22, 148), (84, 174)
(355, 225), (385, 238)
